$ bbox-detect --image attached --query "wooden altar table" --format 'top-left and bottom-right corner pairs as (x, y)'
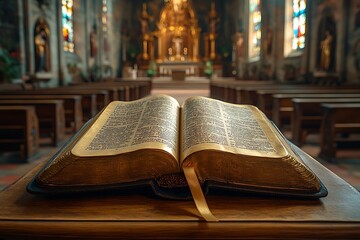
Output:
(158, 61), (200, 76)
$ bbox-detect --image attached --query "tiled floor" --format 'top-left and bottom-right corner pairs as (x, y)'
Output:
(0, 146), (60, 190)
(0, 85), (359, 192)
(299, 135), (360, 190)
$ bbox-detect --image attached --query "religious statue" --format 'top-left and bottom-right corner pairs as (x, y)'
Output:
(208, 1), (219, 60)
(90, 25), (97, 58)
(172, 37), (183, 60)
(140, 3), (152, 60)
(34, 18), (50, 72)
(35, 29), (47, 72)
(141, 19), (148, 36)
(320, 30), (333, 71)
(236, 33), (244, 58)
(141, 3), (149, 35)
(173, 0), (181, 12)
(209, 1), (219, 35)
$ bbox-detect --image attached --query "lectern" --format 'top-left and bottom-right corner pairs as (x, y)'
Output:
(0, 145), (359, 239)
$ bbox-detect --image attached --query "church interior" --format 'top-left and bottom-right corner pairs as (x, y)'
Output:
(0, 0), (360, 238)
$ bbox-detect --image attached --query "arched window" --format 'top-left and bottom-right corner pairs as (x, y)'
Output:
(284, 0), (306, 55)
(249, 0), (261, 58)
(62, 0), (74, 53)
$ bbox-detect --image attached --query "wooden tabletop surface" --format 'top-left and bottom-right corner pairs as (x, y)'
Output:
(0, 145), (359, 239)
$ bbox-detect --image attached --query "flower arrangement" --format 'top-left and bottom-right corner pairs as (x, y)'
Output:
(204, 60), (213, 78)
(0, 48), (20, 83)
(147, 60), (157, 77)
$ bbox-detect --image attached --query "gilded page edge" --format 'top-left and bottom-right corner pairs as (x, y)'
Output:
(267, 119), (321, 190)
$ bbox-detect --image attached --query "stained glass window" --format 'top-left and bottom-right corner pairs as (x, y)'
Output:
(62, 0), (74, 52)
(102, 0), (108, 32)
(249, 0), (261, 57)
(292, 0), (306, 50)
(102, 0), (110, 58)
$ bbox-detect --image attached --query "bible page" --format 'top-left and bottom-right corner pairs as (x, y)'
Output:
(181, 97), (288, 161)
(72, 95), (180, 159)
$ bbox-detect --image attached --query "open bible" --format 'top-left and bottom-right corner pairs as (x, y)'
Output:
(28, 95), (327, 221)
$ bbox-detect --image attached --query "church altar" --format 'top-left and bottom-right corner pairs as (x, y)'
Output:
(135, 0), (224, 79)
(158, 61), (201, 77)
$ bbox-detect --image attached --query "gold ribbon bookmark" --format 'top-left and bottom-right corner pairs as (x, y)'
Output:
(183, 166), (218, 222)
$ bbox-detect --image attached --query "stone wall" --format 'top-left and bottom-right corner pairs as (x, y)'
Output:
(1, 0), (359, 86)
(234, 0), (360, 84)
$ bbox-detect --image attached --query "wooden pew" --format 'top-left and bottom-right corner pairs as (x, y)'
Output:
(211, 83), (235, 103)
(319, 103), (360, 162)
(73, 82), (129, 101)
(112, 81), (151, 100)
(0, 95), (82, 133)
(113, 78), (152, 99)
(68, 84), (119, 102)
(241, 85), (305, 105)
(0, 106), (39, 160)
(272, 93), (360, 129)
(209, 80), (276, 103)
(138, 82), (151, 98)
(73, 80), (152, 101)
(0, 90), (97, 121)
(29, 89), (109, 112)
(291, 98), (360, 146)
(117, 86), (128, 101)
(0, 82), (35, 91)
(0, 100), (65, 146)
(257, 88), (360, 119)
(113, 82), (139, 100)
(68, 79), (152, 103)
(209, 81), (360, 104)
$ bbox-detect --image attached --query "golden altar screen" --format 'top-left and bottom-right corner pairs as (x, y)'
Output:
(154, 0), (200, 63)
